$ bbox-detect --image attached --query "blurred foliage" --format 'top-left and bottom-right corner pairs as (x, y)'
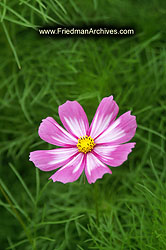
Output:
(0, 0), (166, 249)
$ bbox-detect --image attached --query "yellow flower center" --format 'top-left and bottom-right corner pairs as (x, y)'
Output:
(77, 136), (95, 154)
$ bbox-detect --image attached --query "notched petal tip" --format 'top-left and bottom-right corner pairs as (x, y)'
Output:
(38, 117), (50, 135)
(127, 111), (137, 125)
(49, 175), (73, 184)
(131, 142), (136, 147)
(88, 169), (112, 184)
(29, 151), (37, 163)
(38, 116), (53, 129)
(49, 176), (54, 182)
(105, 95), (113, 100)
(126, 110), (136, 119)
(29, 152), (33, 162)
(58, 100), (78, 110)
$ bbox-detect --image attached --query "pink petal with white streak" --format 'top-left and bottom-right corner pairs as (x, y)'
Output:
(49, 153), (85, 184)
(38, 117), (77, 147)
(89, 96), (119, 139)
(95, 111), (137, 145)
(29, 147), (78, 171)
(58, 101), (89, 138)
(93, 143), (135, 167)
(85, 153), (112, 184)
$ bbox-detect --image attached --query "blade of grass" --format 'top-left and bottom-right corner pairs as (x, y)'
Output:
(0, 179), (31, 221)
(0, 0), (7, 22)
(9, 163), (35, 205)
(1, 21), (21, 69)
(0, 183), (33, 247)
(0, 2), (36, 28)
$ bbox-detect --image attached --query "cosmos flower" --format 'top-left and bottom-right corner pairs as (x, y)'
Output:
(29, 96), (137, 184)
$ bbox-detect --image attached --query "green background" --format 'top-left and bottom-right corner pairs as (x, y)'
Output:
(0, 0), (166, 249)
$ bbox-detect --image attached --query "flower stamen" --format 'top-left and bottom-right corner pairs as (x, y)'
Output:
(77, 136), (95, 154)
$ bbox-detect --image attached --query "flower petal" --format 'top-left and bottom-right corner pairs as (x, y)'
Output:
(93, 143), (135, 167)
(85, 153), (112, 184)
(58, 101), (89, 138)
(95, 111), (137, 145)
(89, 96), (119, 139)
(29, 147), (78, 171)
(49, 153), (85, 183)
(38, 117), (77, 147)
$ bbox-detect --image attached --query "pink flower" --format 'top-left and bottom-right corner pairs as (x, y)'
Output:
(29, 96), (137, 184)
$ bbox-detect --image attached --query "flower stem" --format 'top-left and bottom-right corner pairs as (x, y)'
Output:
(94, 182), (99, 226)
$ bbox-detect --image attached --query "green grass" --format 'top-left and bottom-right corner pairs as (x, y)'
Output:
(0, 0), (166, 249)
